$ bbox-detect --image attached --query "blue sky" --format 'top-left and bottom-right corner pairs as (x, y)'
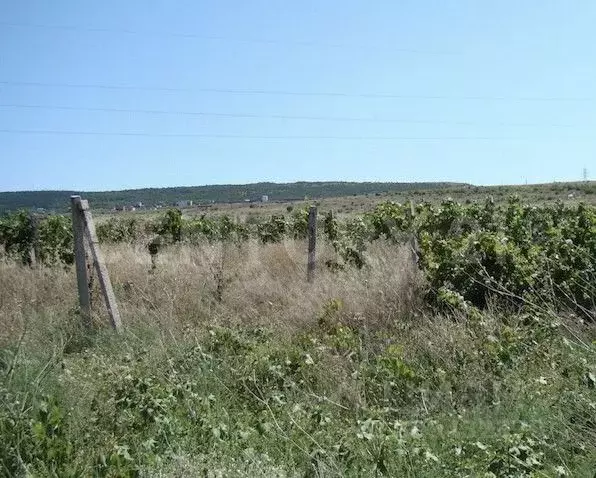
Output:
(0, 1), (594, 191)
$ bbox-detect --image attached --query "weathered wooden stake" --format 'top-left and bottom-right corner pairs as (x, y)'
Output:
(80, 200), (122, 330)
(307, 205), (317, 283)
(71, 196), (92, 326)
(71, 195), (122, 331)
(409, 199), (416, 219)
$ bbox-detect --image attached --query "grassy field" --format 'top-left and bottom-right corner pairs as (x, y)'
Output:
(1, 233), (595, 476)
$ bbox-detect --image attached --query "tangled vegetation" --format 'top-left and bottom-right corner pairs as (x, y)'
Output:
(2, 197), (594, 318)
(0, 212), (73, 266)
(1, 197), (595, 475)
(1, 306), (594, 476)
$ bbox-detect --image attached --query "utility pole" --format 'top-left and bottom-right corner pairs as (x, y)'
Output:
(583, 167), (589, 182)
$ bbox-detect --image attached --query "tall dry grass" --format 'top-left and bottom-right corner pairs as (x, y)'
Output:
(0, 239), (423, 343)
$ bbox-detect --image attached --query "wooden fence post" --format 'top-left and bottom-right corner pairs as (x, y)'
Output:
(80, 200), (122, 330)
(70, 195), (122, 331)
(307, 205), (317, 283)
(71, 196), (92, 326)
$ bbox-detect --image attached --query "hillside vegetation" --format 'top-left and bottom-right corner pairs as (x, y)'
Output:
(2, 181), (595, 214)
(0, 181), (464, 214)
(0, 197), (595, 476)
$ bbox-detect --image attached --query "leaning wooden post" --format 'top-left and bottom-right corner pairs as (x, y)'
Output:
(79, 199), (122, 331)
(71, 196), (92, 326)
(307, 205), (317, 283)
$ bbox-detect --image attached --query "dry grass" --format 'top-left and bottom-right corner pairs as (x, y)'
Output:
(0, 239), (423, 343)
(0, 261), (74, 342)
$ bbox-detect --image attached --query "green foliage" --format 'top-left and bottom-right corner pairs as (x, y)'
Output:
(30, 396), (82, 477)
(362, 343), (421, 409)
(157, 209), (183, 243)
(257, 215), (287, 244)
(0, 211), (36, 264)
(180, 214), (217, 242)
(288, 207), (310, 239)
(2, 310), (594, 476)
(97, 217), (140, 244)
(0, 212), (73, 265)
(37, 216), (74, 265)
(322, 216), (368, 269)
(366, 201), (414, 239)
(361, 198), (595, 314)
(323, 211), (339, 243)
(183, 215), (249, 243)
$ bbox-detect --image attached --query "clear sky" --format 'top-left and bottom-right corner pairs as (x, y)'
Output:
(0, 1), (594, 191)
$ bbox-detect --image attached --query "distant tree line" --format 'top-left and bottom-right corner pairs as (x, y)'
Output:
(0, 181), (464, 214)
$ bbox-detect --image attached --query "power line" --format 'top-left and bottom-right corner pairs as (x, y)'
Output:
(0, 103), (575, 128)
(1, 80), (591, 102)
(0, 80), (181, 92)
(0, 129), (588, 140)
(0, 21), (451, 55)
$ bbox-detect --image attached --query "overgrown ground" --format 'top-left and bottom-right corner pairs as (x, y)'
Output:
(1, 239), (595, 477)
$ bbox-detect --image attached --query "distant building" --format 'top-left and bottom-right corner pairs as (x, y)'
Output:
(176, 200), (193, 208)
(261, 195), (269, 203)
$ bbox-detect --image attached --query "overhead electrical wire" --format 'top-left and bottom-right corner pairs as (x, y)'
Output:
(0, 129), (589, 141)
(0, 80), (591, 103)
(0, 103), (574, 128)
(0, 21), (451, 55)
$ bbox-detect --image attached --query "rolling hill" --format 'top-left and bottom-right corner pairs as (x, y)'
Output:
(0, 181), (465, 213)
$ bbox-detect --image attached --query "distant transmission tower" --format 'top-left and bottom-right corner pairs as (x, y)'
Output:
(583, 167), (589, 182)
